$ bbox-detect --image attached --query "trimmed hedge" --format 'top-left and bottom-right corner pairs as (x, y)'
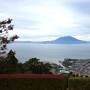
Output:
(0, 78), (90, 90)
(68, 78), (90, 90)
(0, 78), (66, 90)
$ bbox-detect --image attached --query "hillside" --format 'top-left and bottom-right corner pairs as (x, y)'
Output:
(15, 36), (87, 44)
(42, 36), (87, 44)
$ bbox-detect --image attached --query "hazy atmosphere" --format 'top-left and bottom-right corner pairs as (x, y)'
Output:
(1, 1), (90, 86)
(0, 0), (90, 41)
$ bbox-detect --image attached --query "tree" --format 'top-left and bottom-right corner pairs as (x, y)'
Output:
(24, 58), (52, 74)
(0, 18), (19, 56)
(6, 50), (18, 65)
(0, 50), (19, 74)
(0, 18), (19, 73)
(5, 50), (19, 73)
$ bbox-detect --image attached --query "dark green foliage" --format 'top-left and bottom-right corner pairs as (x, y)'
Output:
(0, 53), (52, 74)
(0, 78), (90, 90)
(24, 58), (52, 74)
(0, 50), (19, 73)
(6, 50), (18, 65)
(68, 78), (90, 90)
(0, 78), (66, 90)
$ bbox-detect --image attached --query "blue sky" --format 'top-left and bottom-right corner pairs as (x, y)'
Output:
(0, 0), (90, 41)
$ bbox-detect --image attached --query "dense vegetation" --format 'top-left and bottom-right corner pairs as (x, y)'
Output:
(0, 50), (52, 74)
(0, 78), (90, 90)
(0, 50), (90, 90)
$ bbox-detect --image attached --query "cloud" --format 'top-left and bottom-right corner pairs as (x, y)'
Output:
(75, 34), (90, 41)
(0, 0), (90, 41)
(64, 0), (90, 15)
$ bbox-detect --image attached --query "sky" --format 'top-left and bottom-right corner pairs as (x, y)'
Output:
(0, 0), (90, 41)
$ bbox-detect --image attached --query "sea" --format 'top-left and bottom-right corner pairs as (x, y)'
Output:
(7, 43), (90, 64)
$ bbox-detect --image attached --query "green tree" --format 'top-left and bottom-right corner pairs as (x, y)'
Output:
(6, 50), (18, 65)
(0, 50), (19, 73)
(24, 58), (52, 74)
(0, 18), (19, 56)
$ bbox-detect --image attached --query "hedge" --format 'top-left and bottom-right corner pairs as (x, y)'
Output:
(0, 78), (90, 90)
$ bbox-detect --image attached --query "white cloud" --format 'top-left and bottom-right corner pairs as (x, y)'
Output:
(75, 34), (90, 41)
(0, 0), (90, 41)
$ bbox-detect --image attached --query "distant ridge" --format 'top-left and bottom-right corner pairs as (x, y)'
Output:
(42, 36), (87, 44)
(15, 36), (87, 44)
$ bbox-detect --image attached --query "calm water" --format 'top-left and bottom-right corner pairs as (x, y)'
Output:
(8, 43), (90, 64)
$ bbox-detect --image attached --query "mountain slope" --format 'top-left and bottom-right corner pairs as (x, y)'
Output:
(42, 36), (87, 44)
(15, 36), (87, 44)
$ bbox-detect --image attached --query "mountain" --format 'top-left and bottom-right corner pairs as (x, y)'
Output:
(15, 36), (87, 44)
(42, 36), (87, 44)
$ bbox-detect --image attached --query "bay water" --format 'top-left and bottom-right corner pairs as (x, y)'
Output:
(8, 43), (90, 64)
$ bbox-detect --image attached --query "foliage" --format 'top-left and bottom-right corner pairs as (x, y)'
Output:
(24, 58), (52, 74)
(68, 78), (90, 90)
(0, 78), (90, 90)
(0, 53), (52, 74)
(0, 78), (66, 90)
(0, 50), (19, 73)
(0, 18), (19, 55)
